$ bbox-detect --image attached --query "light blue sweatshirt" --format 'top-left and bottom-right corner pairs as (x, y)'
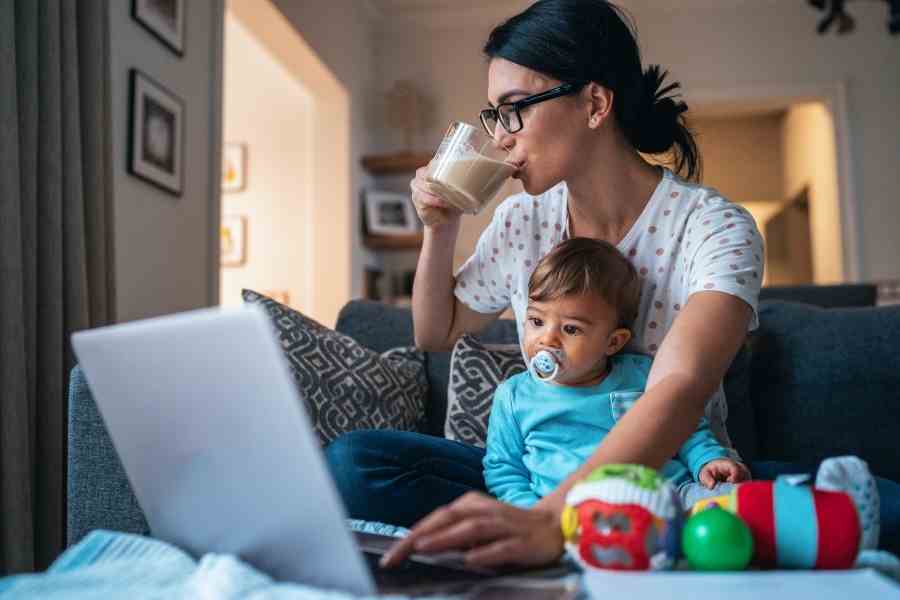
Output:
(483, 353), (729, 507)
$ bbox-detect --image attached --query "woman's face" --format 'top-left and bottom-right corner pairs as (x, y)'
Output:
(487, 58), (593, 195)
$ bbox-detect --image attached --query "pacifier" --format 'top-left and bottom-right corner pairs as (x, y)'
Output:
(530, 348), (564, 382)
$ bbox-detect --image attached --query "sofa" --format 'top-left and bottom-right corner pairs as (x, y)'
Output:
(67, 284), (900, 555)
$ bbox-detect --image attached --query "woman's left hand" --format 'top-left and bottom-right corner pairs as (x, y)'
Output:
(380, 491), (564, 569)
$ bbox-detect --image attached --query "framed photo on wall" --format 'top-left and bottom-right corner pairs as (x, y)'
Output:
(220, 215), (247, 267)
(128, 69), (184, 196)
(364, 190), (418, 236)
(222, 143), (247, 193)
(133, 0), (185, 56)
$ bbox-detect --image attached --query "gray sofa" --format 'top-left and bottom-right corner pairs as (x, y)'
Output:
(67, 286), (900, 553)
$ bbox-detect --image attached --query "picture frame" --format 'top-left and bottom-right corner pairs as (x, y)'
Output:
(128, 69), (184, 196)
(364, 190), (418, 236)
(222, 143), (247, 193)
(133, 0), (185, 56)
(220, 215), (247, 267)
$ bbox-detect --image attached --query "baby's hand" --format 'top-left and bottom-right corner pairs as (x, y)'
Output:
(699, 459), (751, 489)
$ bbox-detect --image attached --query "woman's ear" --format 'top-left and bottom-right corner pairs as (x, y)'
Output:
(605, 327), (632, 356)
(588, 83), (614, 129)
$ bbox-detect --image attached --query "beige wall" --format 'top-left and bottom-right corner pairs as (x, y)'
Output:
(691, 113), (784, 205)
(369, 0), (900, 282)
(108, 0), (223, 322)
(269, 0), (378, 300)
(226, 0), (352, 327)
(782, 103), (843, 284)
(219, 15), (314, 312)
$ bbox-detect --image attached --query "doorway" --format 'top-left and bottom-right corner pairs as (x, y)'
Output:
(688, 85), (854, 286)
(220, 0), (351, 326)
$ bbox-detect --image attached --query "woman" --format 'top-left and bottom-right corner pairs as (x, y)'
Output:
(327, 0), (899, 568)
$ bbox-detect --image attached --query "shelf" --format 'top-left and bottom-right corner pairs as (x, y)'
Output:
(361, 151), (432, 176)
(363, 232), (423, 250)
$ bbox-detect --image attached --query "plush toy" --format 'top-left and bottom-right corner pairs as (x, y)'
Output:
(689, 456), (880, 570)
(561, 464), (683, 571)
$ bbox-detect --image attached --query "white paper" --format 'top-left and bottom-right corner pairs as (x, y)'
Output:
(584, 568), (899, 600)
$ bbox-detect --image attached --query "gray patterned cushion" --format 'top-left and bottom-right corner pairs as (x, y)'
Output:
(242, 289), (428, 445)
(445, 334), (527, 447)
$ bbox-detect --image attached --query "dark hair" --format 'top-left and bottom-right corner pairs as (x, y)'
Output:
(528, 238), (640, 329)
(484, 0), (701, 181)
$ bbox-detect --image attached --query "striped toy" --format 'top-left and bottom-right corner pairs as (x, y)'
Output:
(691, 457), (879, 569)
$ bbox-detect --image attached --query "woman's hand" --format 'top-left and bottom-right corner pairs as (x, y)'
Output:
(380, 491), (565, 569)
(410, 164), (463, 228)
(699, 458), (751, 489)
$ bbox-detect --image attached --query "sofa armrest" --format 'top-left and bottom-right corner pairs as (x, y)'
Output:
(67, 365), (148, 546)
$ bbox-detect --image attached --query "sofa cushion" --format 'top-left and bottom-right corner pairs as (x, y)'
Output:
(67, 365), (149, 546)
(751, 301), (900, 481)
(335, 300), (519, 436)
(759, 283), (876, 308)
(243, 290), (428, 444)
(722, 340), (758, 464)
(445, 335), (527, 447)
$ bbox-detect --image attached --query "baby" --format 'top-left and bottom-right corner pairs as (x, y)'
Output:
(483, 237), (749, 509)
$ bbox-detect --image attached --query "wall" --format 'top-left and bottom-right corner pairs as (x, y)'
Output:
(108, 0), (224, 322)
(226, 0), (351, 327)
(691, 113), (784, 205)
(370, 0), (900, 282)
(782, 103), (843, 284)
(219, 14), (314, 312)
(269, 0), (379, 300)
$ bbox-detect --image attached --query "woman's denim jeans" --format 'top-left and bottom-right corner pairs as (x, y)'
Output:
(325, 429), (900, 554)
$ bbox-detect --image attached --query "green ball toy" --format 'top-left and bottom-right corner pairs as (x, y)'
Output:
(681, 506), (754, 571)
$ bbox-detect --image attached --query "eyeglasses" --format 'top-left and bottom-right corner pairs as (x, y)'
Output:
(480, 82), (587, 136)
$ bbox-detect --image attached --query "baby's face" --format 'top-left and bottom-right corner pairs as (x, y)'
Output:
(523, 292), (625, 386)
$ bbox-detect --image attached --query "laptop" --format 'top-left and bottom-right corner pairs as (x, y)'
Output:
(71, 305), (572, 596)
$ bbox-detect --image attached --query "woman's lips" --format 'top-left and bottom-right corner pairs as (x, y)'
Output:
(510, 161), (525, 179)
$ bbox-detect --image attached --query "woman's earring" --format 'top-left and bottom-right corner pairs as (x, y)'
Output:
(590, 116), (600, 127)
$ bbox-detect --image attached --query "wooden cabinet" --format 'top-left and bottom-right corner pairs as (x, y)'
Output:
(363, 232), (423, 251)
(361, 151), (431, 176)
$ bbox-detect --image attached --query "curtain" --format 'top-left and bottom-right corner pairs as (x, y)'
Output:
(0, 0), (114, 574)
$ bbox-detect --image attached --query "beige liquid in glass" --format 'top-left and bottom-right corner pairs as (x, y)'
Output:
(427, 155), (516, 214)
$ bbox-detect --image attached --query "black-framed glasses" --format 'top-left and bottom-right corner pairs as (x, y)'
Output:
(479, 82), (587, 136)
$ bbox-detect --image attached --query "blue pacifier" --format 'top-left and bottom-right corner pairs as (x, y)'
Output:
(530, 348), (564, 382)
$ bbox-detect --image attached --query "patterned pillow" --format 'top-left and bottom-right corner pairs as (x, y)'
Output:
(242, 289), (428, 445)
(445, 334), (527, 447)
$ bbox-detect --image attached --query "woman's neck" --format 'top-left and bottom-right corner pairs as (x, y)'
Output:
(565, 137), (663, 244)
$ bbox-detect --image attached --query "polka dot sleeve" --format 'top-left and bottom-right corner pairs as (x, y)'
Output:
(454, 207), (512, 314)
(684, 201), (763, 331)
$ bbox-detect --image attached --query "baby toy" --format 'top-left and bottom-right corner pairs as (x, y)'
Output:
(689, 456), (879, 570)
(561, 457), (880, 572)
(561, 464), (683, 571)
(681, 505), (754, 571)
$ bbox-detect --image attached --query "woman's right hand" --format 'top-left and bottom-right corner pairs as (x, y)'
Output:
(410, 164), (463, 228)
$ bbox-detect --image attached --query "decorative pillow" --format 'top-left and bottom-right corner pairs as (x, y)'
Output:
(242, 289), (428, 445)
(445, 334), (527, 447)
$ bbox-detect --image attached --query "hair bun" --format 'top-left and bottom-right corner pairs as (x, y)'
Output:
(635, 65), (689, 154)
